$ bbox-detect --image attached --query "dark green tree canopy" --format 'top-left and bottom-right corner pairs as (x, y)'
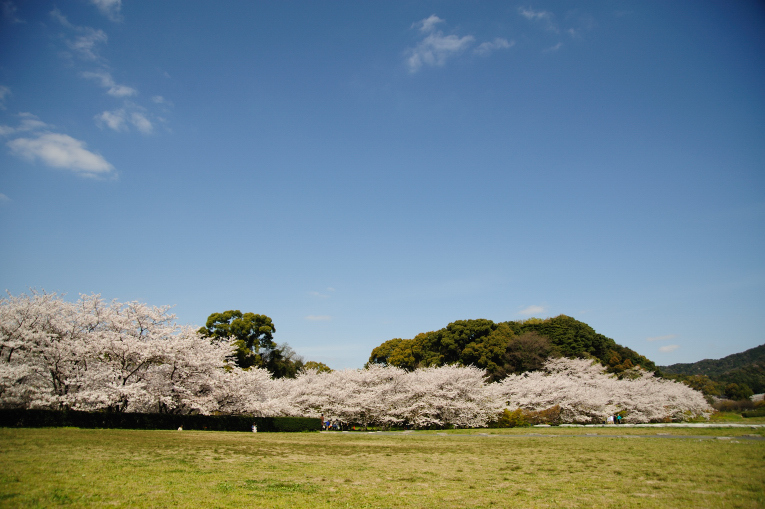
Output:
(198, 310), (276, 369)
(368, 315), (657, 380)
(199, 310), (275, 351)
(198, 310), (331, 378)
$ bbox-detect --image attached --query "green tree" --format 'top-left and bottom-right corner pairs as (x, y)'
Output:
(724, 382), (754, 401)
(198, 310), (276, 369)
(263, 343), (305, 378)
(303, 361), (333, 373)
(504, 331), (552, 375)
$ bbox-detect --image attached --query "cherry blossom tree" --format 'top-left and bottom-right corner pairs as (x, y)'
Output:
(494, 357), (711, 423)
(0, 291), (236, 414)
(280, 364), (498, 428)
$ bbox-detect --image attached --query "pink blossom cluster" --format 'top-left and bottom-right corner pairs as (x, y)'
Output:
(1, 291), (712, 425)
(279, 364), (502, 428)
(0, 291), (238, 414)
(493, 357), (712, 423)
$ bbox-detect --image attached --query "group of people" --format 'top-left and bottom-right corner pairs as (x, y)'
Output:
(606, 414), (623, 424)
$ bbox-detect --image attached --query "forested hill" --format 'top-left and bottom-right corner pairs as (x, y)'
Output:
(368, 315), (655, 381)
(660, 344), (765, 377)
(659, 344), (765, 394)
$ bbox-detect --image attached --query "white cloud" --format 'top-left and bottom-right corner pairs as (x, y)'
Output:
(646, 334), (676, 342)
(519, 305), (545, 316)
(81, 71), (137, 97)
(7, 133), (114, 177)
(519, 6), (560, 34)
(407, 15), (475, 72)
(90, 0), (122, 22)
(519, 6), (552, 21)
(95, 108), (154, 134)
(0, 112), (51, 136)
(95, 109), (127, 131)
(130, 112), (153, 134)
(474, 38), (513, 56)
(17, 112), (50, 131)
(415, 14), (444, 33)
(0, 193), (10, 203)
(543, 42), (563, 52)
(68, 29), (108, 60)
(305, 315), (332, 321)
(659, 345), (680, 353)
(51, 9), (109, 61)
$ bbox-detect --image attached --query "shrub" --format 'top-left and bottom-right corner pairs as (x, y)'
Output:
(713, 399), (755, 413)
(0, 409), (321, 432)
(527, 405), (562, 425)
(742, 408), (765, 418)
(489, 408), (531, 428)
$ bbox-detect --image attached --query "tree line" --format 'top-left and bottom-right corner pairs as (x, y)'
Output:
(0, 291), (712, 426)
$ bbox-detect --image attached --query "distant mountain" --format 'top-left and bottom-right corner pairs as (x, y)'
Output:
(660, 344), (765, 394)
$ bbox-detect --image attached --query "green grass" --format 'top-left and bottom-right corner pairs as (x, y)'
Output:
(1, 427), (764, 508)
(710, 411), (765, 423)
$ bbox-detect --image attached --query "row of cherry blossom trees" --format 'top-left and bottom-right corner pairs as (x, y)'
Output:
(0, 291), (241, 414)
(1, 291), (712, 425)
(492, 357), (712, 423)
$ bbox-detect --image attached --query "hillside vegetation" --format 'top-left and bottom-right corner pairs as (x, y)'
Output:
(368, 315), (655, 381)
(660, 343), (765, 395)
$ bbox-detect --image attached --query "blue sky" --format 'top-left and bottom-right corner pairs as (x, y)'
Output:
(1, 1), (763, 369)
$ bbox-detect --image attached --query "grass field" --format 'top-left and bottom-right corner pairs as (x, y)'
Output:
(1, 426), (764, 508)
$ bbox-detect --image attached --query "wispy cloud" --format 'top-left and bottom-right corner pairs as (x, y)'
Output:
(0, 85), (9, 110)
(519, 305), (545, 316)
(305, 315), (332, 321)
(659, 344), (680, 353)
(7, 132), (114, 177)
(474, 38), (514, 56)
(81, 71), (137, 97)
(0, 193), (10, 203)
(49, 7), (168, 136)
(647, 334), (676, 342)
(417, 14), (444, 33)
(0, 112), (50, 136)
(94, 107), (154, 134)
(520, 7), (594, 50)
(95, 109), (127, 131)
(90, 0), (122, 22)
(406, 15), (512, 72)
(151, 95), (172, 107)
(67, 29), (108, 61)
(519, 6), (553, 22)
(2, 1), (22, 24)
(519, 6), (559, 33)
(51, 9), (109, 61)
(130, 112), (152, 134)
(309, 287), (336, 299)
(407, 16), (474, 73)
